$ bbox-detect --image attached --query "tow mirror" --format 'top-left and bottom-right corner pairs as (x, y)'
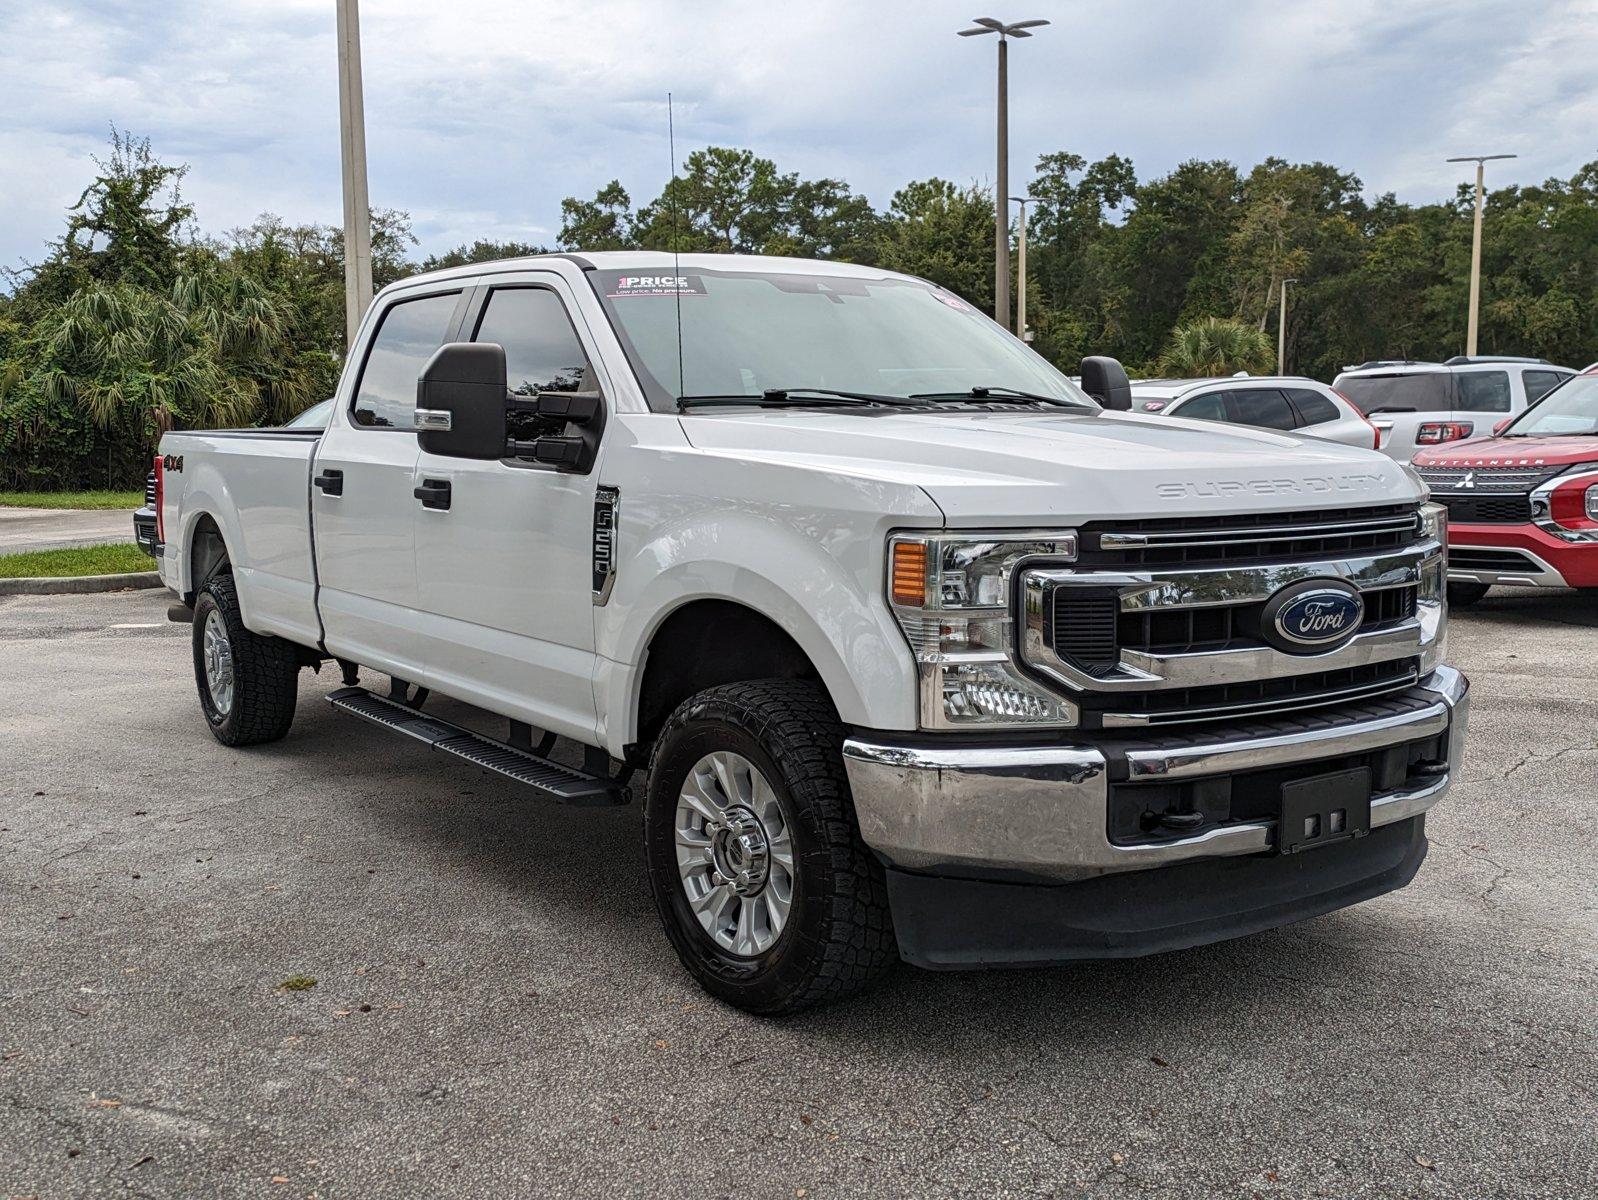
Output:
(1080, 356), (1132, 411)
(415, 342), (509, 459)
(1493, 418), (1512, 436)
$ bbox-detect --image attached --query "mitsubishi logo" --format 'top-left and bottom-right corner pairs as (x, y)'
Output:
(1459, 470), (1477, 490)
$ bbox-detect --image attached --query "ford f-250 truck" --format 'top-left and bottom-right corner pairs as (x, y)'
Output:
(1413, 368), (1598, 605)
(146, 252), (1469, 1013)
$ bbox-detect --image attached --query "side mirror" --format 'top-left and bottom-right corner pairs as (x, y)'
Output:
(1493, 418), (1512, 436)
(416, 342), (509, 459)
(1080, 356), (1132, 411)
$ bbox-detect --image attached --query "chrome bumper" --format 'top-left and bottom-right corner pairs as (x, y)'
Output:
(842, 665), (1469, 883)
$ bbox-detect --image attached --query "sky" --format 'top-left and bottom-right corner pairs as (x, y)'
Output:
(3, 0), (1596, 270)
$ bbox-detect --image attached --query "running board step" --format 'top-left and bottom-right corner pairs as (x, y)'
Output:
(327, 687), (626, 806)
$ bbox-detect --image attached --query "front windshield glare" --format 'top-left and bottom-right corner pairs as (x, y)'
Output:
(588, 268), (1091, 412)
(1507, 373), (1598, 436)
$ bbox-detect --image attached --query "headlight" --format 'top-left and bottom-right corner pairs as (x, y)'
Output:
(1418, 501), (1447, 545)
(887, 531), (1078, 729)
(1586, 483), (1598, 521)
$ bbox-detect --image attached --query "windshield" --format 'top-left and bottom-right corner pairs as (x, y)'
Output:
(1333, 372), (1453, 414)
(587, 268), (1091, 412)
(1505, 373), (1597, 436)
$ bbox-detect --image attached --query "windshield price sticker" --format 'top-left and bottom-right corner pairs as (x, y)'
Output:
(931, 289), (973, 312)
(606, 274), (707, 298)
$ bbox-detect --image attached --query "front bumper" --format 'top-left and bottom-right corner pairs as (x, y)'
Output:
(1448, 522), (1598, 588)
(842, 665), (1468, 965)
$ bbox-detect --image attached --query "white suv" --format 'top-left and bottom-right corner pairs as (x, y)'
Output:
(1130, 376), (1379, 448)
(1332, 357), (1575, 462)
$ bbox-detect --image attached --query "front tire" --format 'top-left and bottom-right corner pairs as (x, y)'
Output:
(192, 574), (299, 746)
(1447, 581), (1491, 608)
(644, 680), (896, 1014)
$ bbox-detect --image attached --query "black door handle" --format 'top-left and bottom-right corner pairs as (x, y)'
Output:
(313, 469), (343, 496)
(414, 478), (452, 510)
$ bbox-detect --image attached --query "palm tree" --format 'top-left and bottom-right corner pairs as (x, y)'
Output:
(1159, 317), (1275, 376)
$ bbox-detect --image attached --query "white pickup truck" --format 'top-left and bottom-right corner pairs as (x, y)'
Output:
(148, 252), (1468, 1013)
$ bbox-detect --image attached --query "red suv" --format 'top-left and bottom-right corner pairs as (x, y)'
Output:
(1412, 370), (1598, 605)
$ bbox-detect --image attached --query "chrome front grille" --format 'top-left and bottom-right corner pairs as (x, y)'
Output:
(1076, 504), (1420, 569)
(1020, 505), (1443, 728)
(1415, 465), (1562, 493)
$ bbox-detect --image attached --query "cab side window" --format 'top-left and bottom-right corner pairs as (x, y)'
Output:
(1455, 370), (1511, 413)
(351, 292), (461, 429)
(1224, 388), (1297, 430)
(474, 288), (593, 396)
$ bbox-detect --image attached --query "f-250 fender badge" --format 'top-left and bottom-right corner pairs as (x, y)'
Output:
(592, 485), (619, 605)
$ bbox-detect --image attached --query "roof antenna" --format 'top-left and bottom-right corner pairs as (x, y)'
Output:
(668, 92), (685, 402)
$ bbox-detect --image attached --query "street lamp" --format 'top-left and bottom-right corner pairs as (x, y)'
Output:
(1446, 153), (1516, 357)
(336, 0), (374, 350)
(1277, 278), (1297, 375)
(959, 17), (1049, 329)
(1011, 195), (1039, 340)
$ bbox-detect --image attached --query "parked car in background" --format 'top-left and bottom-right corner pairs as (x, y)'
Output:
(1333, 357), (1575, 463)
(1413, 368), (1598, 605)
(1130, 377), (1379, 448)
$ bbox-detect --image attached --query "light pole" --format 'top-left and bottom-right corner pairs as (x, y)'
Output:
(1011, 195), (1039, 340)
(1277, 277), (1296, 375)
(959, 17), (1049, 329)
(336, 0), (374, 351)
(1446, 153), (1516, 357)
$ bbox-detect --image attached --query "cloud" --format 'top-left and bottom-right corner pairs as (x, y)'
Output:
(2, 0), (1595, 271)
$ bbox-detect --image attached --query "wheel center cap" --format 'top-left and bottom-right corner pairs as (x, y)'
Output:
(712, 807), (770, 896)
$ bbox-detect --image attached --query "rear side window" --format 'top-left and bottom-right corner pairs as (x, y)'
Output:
(1455, 370), (1511, 413)
(1285, 388), (1340, 425)
(473, 288), (594, 396)
(351, 292), (461, 429)
(1223, 388), (1297, 430)
(1334, 373), (1453, 414)
(1523, 369), (1568, 404)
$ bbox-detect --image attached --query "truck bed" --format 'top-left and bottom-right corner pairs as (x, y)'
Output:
(158, 429), (323, 649)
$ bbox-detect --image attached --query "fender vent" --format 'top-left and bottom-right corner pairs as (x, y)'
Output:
(1048, 586), (1120, 677)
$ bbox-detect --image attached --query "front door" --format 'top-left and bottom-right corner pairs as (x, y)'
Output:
(409, 275), (606, 742)
(312, 286), (468, 678)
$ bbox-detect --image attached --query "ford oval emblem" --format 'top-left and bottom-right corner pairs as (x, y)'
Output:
(1261, 581), (1364, 654)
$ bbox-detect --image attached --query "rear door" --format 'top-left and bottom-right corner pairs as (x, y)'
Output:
(312, 285), (471, 677)
(408, 272), (608, 742)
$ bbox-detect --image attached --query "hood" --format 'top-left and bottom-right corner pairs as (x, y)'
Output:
(1413, 434), (1598, 470)
(678, 407), (1422, 523)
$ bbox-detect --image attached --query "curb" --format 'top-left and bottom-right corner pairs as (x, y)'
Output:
(0, 571), (164, 596)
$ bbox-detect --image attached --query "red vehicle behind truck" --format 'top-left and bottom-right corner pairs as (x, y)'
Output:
(1413, 369), (1598, 605)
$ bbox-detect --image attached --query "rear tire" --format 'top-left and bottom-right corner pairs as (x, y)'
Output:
(643, 679), (896, 1015)
(1447, 581), (1491, 608)
(192, 574), (299, 746)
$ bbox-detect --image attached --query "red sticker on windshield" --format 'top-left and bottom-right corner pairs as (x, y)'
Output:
(932, 289), (973, 311)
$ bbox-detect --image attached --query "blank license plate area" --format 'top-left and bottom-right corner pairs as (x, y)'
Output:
(1278, 766), (1372, 854)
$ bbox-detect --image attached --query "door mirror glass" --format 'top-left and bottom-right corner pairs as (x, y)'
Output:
(416, 342), (508, 459)
(1493, 418), (1512, 436)
(1080, 356), (1132, 410)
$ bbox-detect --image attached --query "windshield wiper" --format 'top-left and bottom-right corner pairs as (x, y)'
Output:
(677, 388), (932, 411)
(909, 385), (1083, 408)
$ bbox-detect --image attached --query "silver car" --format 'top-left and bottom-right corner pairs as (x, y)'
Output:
(1130, 376), (1379, 448)
(1332, 357), (1575, 462)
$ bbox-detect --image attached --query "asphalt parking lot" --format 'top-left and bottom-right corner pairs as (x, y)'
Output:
(2, 587), (1595, 1199)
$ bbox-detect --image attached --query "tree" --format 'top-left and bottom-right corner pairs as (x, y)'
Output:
(1159, 317), (1275, 376)
(559, 181), (636, 251)
(874, 178), (995, 312)
(419, 239), (551, 272)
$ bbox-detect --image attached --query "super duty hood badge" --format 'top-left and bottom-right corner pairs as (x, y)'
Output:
(1155, 471), (1389, 501)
